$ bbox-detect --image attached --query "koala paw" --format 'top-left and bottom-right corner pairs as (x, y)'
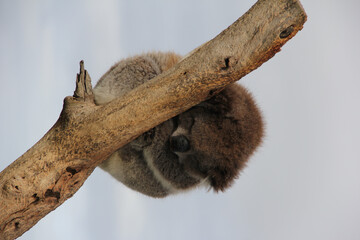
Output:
(130, 128), (155, 150)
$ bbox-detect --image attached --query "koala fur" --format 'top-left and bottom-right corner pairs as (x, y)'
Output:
(94, 51), (264, 198)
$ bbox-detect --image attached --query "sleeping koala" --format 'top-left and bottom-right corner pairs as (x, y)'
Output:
(93, 51), (264, 198)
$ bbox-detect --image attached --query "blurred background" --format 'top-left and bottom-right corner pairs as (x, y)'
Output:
(1, 0), (359, 239)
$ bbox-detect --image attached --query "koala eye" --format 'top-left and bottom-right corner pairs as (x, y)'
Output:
(170, 135), (190, 153)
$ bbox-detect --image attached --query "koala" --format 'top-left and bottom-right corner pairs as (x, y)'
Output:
(93, 51), (264, 198)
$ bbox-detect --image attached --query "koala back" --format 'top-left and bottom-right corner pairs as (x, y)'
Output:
(93, 52), (182, 105)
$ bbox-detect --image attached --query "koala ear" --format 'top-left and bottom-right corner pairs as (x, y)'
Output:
(196, 83), (263, 192)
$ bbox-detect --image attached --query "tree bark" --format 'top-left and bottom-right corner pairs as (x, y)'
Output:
(0, 0), (307, 239)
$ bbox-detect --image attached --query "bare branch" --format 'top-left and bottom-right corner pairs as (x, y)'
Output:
(74, 60), (94, 100)
(0, 0), (307, 239)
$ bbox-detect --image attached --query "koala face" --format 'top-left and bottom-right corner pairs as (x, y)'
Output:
(104, 84), (264, 197)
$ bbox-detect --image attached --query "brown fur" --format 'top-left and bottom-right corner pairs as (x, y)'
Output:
(190, 85), (264, 191)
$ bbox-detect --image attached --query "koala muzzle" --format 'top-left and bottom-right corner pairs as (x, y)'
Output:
(170, 135), (190, 153)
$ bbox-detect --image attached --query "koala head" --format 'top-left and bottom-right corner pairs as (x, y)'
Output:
(101, 83), (263, 197)
(139, 83), (263, 195)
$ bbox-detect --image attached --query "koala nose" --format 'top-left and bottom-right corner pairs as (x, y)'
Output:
(170, 135), (190, 153)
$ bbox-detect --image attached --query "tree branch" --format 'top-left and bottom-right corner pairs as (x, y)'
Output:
(0, 0), (307, 239)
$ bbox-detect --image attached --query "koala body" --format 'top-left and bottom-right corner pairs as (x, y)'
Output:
(94, 52), (263, 198)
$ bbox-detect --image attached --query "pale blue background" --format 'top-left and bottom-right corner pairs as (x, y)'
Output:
(1, 0), (360, 239)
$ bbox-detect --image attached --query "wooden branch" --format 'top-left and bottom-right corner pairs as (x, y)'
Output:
(0, 0), (307, 239)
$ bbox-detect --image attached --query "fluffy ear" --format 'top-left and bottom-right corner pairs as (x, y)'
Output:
(197, 83), (264, 192)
